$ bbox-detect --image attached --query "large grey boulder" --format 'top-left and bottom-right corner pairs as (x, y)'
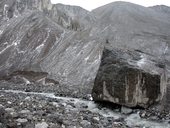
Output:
(92, 48), (165, 107)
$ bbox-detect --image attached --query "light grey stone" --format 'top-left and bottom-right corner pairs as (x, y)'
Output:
(5, 108), (15, 113)
(121, 106), (133, 114)
(16, 118), (28, 123)
(20, 110), (31, 114)
(35, 122), (48, 128)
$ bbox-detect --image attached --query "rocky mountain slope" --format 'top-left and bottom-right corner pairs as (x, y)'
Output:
(1, 0), (170, 127)
(0, 0), (170, 109)
(91, 2), (170, 108)
(92, 2), (170, 64)
(150, 5), (170, 18)
(0, 0), (101, 87)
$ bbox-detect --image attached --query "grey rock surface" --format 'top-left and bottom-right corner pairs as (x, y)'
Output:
(0, 0), (170, 108)
(1, 90), (170, 128)
(0, 0), (101, 87)
(150, 5), (170, 18)
(92, 48), (164, 107)
(91, 1), (170, 107)
(35, 122), (48, 128)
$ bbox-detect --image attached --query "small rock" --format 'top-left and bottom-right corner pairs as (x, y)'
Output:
(0, 104), (4, 108)
(93, 117), (100, 121)
(68, 126), (77, 128)
(114, 117), (124, 122)
(75, 102), (88, 108)
(7, 101), (12, 104)
(47, 114), (62, 123)
(61, 124), (66, 128)
(81, 120), (91, 127)
(121, 106), (133, 114)
(140, 111), (146, 118)
(82, 104), (88, 109)
(113, 122), (124, 127)
(87, 94), (93, 100)
(107, 117), (114, 122)
(16, 118), (28, 123)
(25, 123), (35, 128)
(92, 116), (100, 123)
(5, 108), (15, 113)
(52, 102), (59, 107)
(27, 115), (33, 120)
(10, 112), (18, 118)
(20, 109), (31, 114)
(7, 122), (17, 128)
(150, 116), (157, 120)
(114, 108), (120, 112)
(24, 96), (31, 101)
(50, 123), (61, 128)
(61, 103), (67, 107)
(35, 122), (48, 128)
(66, 105), (73, 109)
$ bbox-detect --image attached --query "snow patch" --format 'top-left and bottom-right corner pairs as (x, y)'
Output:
(0, 30), (3, 35)
(35, 44), (44, 52)
(14, 42), (17, 46)
(137, 55), (146, 67)
(0, 43), (13, 54)
(84, 56), (90, 61)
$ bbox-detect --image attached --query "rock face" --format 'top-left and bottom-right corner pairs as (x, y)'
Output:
(92, 48), (164, 107)
(0, 0), (170, 107)
(150, 5), (170, 17)
(91, 2), (170, 107)
(0, 0), (101, 87)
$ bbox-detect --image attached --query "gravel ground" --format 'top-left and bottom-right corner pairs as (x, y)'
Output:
(0, 91), (128, 128)
(0, 80), (170, 128)
(0, 81), (92, 100)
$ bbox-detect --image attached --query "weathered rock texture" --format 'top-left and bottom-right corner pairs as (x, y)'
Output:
(0, 0), (170, 107)
(92, 48), (164, 107)
(90, 2), (170, 107)
(0, 0), (101, 86)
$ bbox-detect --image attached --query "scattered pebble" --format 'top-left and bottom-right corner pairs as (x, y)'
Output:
(121, 106), (133, 114)
(16, 118), (28, 123)
(5, 108), (15, 113)
(0, 81), (170, 128)
(35, 122), (48, 128)
(20, 109), (31, 114)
